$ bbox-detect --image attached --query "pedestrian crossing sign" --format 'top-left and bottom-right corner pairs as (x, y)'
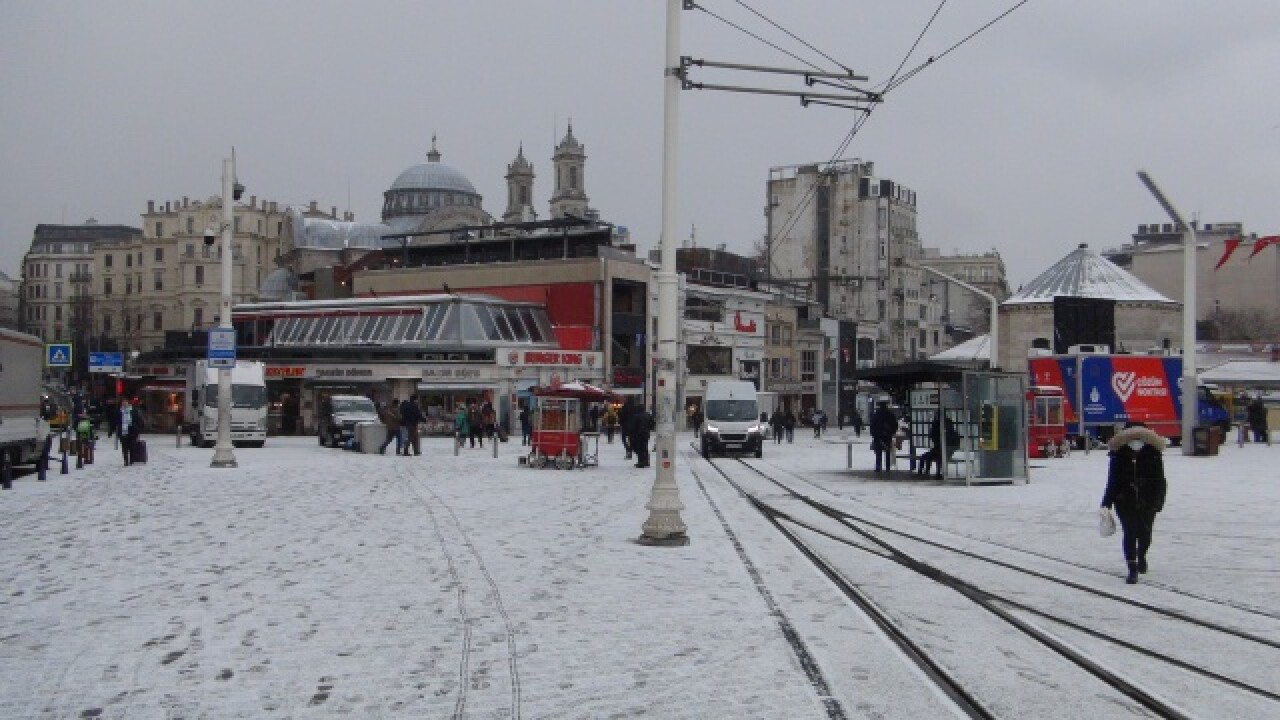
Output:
(46, 343), (73, 367)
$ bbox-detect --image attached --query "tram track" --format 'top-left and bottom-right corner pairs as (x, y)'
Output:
(694, 445), (1280, 719)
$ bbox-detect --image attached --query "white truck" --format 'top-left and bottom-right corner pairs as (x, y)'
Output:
(699, 380), (765, 459)
(184, 360), (268, 448)
(0, 328), (52, 481)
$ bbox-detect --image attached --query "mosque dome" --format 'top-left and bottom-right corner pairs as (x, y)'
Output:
(390, 162), (477, 194)
(382, 136), (486, 227)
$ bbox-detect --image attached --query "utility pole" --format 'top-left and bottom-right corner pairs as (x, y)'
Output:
(1137, 171), (1197, 456)
(639, 0), (689, 546)
(210, 154), (238, 468)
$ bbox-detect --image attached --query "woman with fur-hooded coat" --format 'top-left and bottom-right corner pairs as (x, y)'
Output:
(1101, 423), (1168, 584)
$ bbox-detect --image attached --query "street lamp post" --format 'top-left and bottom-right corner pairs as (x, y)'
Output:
(917, 265), (999, 369)
(1137, 170), (1197, 456)
(210, 154), (238, 468)
(638, 0), (689, 546)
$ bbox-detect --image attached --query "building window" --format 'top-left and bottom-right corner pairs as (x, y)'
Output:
(126, 254), (132, 268)
(55, 264), (63, 278)
(137, 252), (143, 266)
(155, 222), (163, 237)
(55, 306), (62, 322)
(154, 247), (163, 263)
(193, 307), (203, 327)
(233, 217), (240, 232)
(54, 283), (62, 299)
(187, 217), (194, 234)
(103, 278), (112, 295)
(195, 266), (204, 285)
(104, 254), (113, 268)
(569, 166), (578, 189)
(801, 350), (816, 382)
(186, 243), (194, 257)
(153, 270), (163, 291)
(153, 312), (163, 331)
(102, 315), (111, 333)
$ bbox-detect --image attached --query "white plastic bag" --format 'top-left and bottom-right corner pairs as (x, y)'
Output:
(1098, 507), (1116, 537)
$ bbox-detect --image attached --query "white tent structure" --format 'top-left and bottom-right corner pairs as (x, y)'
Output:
(930, 334), (990, 368)
(1198, 361), (1280, 389)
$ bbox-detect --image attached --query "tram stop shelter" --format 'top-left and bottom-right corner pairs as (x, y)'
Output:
(838, 361), (1029, 485)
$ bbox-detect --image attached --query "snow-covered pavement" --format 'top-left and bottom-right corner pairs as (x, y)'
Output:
(0, 430), (1276, 718)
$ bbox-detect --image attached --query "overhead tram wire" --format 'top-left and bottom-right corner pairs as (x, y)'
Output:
(730, 0), (854, 77)
(883, 0), (1033, 94)
(763, 0), (1030, 281)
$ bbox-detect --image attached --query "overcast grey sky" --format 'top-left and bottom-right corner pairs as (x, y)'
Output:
(3, 1), (1278, 288)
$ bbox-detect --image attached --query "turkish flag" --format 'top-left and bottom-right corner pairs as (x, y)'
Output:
(1248, 235), (1280, 259)
(1214, 236), (1241, 270)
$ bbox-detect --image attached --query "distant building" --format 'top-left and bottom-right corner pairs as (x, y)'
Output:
(21, 220), (141, 352)
(1105, 221), (1280, 323)
(765, 159), (943, 364)
(919, 248), (1010, 338)
(0, 271), (20, 330)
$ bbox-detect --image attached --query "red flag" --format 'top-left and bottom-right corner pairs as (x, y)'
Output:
(1214, 236), (1241, 270)
(1248, 235), (1280, 259)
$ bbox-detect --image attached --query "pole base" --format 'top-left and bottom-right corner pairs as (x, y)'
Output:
(210, 448), (238, 468)
(635, 532), (690, 547)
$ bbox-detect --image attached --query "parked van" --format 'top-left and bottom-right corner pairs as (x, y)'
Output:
(699, 380), (764, 458)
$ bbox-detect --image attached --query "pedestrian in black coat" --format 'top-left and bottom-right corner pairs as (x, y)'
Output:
(769, 411), (785, 444)
(1101, 422), (1167, 584)
(399, 396), (424, 456)
(619, 399), (636, 459)
(631, 407), (654, 468)
(869, 401), (897, 472)
(519, 405), (532, 446)
(851, 408), (864, 438)
(1246, 397), (1269, 444)
(782, 409), (796, 443)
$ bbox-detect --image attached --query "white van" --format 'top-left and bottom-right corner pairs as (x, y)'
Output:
(699, 380), (764, 458)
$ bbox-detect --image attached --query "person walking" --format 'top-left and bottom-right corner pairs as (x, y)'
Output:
(602, 403), (619, 443)
(851, 408), (864, 438)
(481, 400), (497, 441)
(1246, 395), (1270, 444)
(619, 398), (636, 459)
(783, 408), (796, 443)
(631, 405), (654, 468)
(112, 399), (144, 466)
(770, 410), (785, 444)
(1101, 422), (1167, 584)
(519, 403), (533, 446)
(869, 400), (897, 473)
(811, 408), (822, 438)
(399, 396), (423, 456)
(454, 405), (471, 448)
(378, 398), (403, 455)
(467, 402), (484, 448)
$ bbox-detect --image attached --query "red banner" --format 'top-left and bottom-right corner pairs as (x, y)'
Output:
(1248, 235), (1280, 259)
(1214, 236), (1241, 270)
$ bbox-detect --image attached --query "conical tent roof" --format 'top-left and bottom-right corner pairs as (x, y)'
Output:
(1003, 243), (1175, 306)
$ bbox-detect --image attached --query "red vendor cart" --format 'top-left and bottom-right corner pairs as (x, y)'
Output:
(1027, 385), (1069, 458)
(527, 381), (618, 469)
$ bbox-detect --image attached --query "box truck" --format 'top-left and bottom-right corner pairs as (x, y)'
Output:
(183, 360), (268, 448)
(1029, 354), (1230, 446)
(699, 380), (765, 458)
(0, 329), (52, 477)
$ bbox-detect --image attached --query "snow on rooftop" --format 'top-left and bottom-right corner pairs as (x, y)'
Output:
(930, 334), (990, 364)
(1004, 243), (1175, 305)
(1199, 360), (1280, 387)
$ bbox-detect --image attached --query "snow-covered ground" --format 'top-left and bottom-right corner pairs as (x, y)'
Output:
(0, 429), (1275, 718)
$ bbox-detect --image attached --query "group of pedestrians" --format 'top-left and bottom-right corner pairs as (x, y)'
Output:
(377, 396), (423, 456)
(453, 400), (498, 449)
(618, 398), (654, 468)
(768, 409), (796, 443)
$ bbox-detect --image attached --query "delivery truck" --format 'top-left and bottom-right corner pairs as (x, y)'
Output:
(1029, 353), (1230, 447)
(183, 360), (268, 448)
(0, 328), (52, 480)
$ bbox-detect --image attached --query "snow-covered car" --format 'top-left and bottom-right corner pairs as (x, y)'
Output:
(318, 395), (378, 448)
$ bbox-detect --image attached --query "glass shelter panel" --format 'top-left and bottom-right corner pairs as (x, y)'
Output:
(962, 371), (1028, 485)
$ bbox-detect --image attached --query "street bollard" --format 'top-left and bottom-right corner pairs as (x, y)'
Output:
(76, 443), (84, 469)
(1238, 422), (1246, 448)
(454, 432), (460, 457)
(492, 434), (498, 459)
(37, 435), (51, 481)
(60, 433), (69, 475)
(176, 420), (182, 448)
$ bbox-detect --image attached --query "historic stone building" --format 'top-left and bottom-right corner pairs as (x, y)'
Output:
(21, 220), (141, 347)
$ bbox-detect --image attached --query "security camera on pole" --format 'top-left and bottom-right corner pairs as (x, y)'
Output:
(210, 151), (243, 468)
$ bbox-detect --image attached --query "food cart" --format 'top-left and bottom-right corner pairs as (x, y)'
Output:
(1027, 385), (1068, 458)
(527, 381), (617, 469)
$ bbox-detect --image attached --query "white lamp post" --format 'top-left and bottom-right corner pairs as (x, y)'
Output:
(210, 154), (238, 468)
(917, 265), (999, 369)
(1137, 171), (1197, 456)
(639, 0), (689, 546)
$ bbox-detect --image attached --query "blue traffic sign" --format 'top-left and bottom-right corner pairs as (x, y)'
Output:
(207, 327), (237, 368)
(46, 343), (73, 367)
(88, 351), (124, 374)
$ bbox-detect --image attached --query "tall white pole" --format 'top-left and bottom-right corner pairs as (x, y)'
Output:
(639, 0), (688, 546)
(1137, 171), (1196, 456)
(211, 155), (237, 468)
(917, 265), (998, 368)
(1180, 223), (1198, 456)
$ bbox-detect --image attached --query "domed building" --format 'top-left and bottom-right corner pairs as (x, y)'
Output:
(998, 243), (1181, 372)
(382, 136), (491, 235)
